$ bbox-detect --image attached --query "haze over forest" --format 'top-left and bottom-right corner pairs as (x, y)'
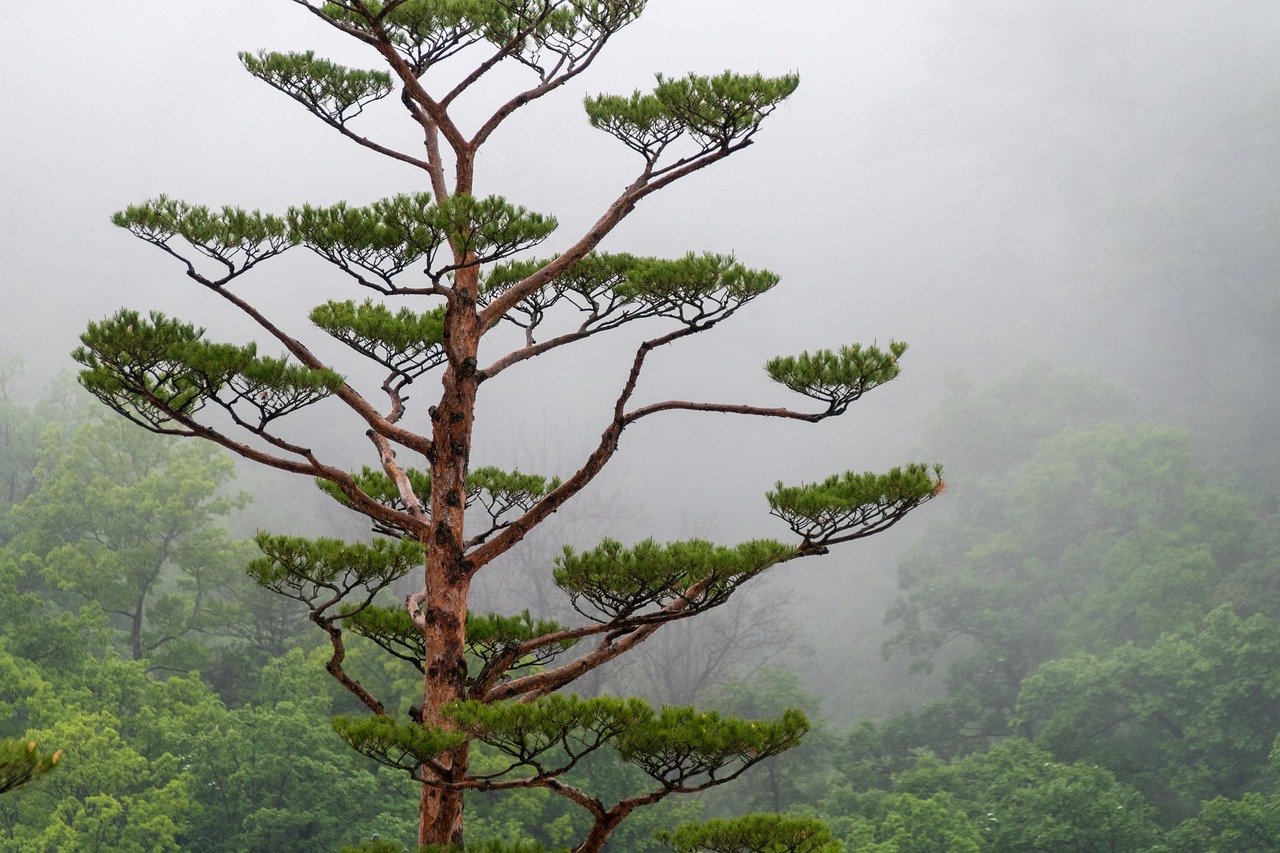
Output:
(1, 1), (1278, 850)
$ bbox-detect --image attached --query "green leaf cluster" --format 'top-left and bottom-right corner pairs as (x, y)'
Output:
(312, 299), (447, 379)
(75, 309), (343, 432)
(0, 738), (61, 795)
(434, 194), (557, 267)
(288, 193), (446, 289)
(112, 196), (291, 284)
(485, 251), (777, 337)
(318, 1), (645, 76)
(316, 464), (559, 538)
(656, 813), (839, 853)
(470, 467), (562, 518)
(586, 71), (798, 158)
(337, 694), (807, 797)
(464, 610), (577, 673)
(616, 705), (809, 788)
(340, 606), (576, 676)
(247, 535), (423, 615)
(288, 193), (555, 286)
(453, 695), (808, 789)
(553, 538), (794, 621)
(240, 50), (393, 124)
(332, 714), (467, 773)
(320, 0), (489, 70)
(766, 341), (908, 414)
(449, 694), (652, 772)
(317, 465), (435, 521)
(767, 464), (943, 545)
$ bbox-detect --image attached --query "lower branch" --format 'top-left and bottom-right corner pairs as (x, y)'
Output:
(312, 614), (386, 715)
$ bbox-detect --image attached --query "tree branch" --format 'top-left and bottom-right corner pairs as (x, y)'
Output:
(467, 322), (704, 571)
(624, 400), (833, 425)
(204, 282), (433, 456)
(478, 139), (755, 329)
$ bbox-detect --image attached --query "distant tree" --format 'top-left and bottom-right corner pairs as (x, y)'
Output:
(0, 358), (80, 545)
(10, 418), (251, 670)
(890, 740), (1161, 852)
(887, 420), (1260, 738)
(76, 2), (941, 848)
(1167, 792), (1280, 853)
(1015, 606), (1280, 822)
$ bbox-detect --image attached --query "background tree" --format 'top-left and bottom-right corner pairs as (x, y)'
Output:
(74, 1), (941, 848)
(10, 417), (252, 670)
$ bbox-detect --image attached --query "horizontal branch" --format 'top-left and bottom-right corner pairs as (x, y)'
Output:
(624, 400), (834, 425)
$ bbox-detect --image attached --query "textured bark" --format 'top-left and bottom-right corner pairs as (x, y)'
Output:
(417, 265), (481, 846)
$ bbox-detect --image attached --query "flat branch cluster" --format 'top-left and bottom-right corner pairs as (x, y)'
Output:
(333, 693), (809, 826)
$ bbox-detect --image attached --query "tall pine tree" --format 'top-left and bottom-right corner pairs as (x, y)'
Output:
(76, 2), (941, 848)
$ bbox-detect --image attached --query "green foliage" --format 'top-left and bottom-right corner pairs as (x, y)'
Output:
(319, 0), (645, 74)
(317, 0), (490, 70)
(891, 739), (1161, 852)
(75, 309), (343, 433)
(463, 610), (577, 674)
(586, 71), (800, 157)
(1166, 793), (1280, 852)
(341, 606), (577, 676)
(553, 538), (794, 621)
(248, 535), (423, 615)
(315, 464), (559, 538)
(0, 707), (195, 851)
(286, 193), (557, 286)
(0, 738), (60, 795)
(766, 341), (908, 414)
(10, 417), (251, 667)
(448, 694), (652, 775)
(440, 694), (809, 796)
(288, 193), (449, 289)
(617, 705), (809, 788)
(316, 465), (435, 520)
(469, 467), (563, 519)
(333, 715), (468, 774)
(815, 789), (982, 852)
(656, 813), (840, 853)
(1015, 606), (1280, 819)
(767, 464), (943, 546)
(433, 194), (558, 266)
(483, 252), (778, 342)
(111, 195), (291, 284)
(614, 253), (779, 315)
(240, 50), (393, 124)
(312, 299), (447, 379)
(343, 604), (426, 669)
(887, 418), (1264, 743)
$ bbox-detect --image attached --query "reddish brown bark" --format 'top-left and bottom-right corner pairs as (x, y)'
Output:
(415, 256), (483, 846)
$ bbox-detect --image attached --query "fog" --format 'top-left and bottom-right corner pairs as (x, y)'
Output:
(3, 0), (1278, 721)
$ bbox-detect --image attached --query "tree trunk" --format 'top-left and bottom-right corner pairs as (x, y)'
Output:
(418, 288), (481, 847)
(575, 808), (629, 853)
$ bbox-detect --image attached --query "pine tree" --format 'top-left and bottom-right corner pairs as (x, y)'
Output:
(75, 3), (942, 849)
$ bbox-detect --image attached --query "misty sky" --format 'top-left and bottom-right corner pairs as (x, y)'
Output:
(3, 2), (1278, 715)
